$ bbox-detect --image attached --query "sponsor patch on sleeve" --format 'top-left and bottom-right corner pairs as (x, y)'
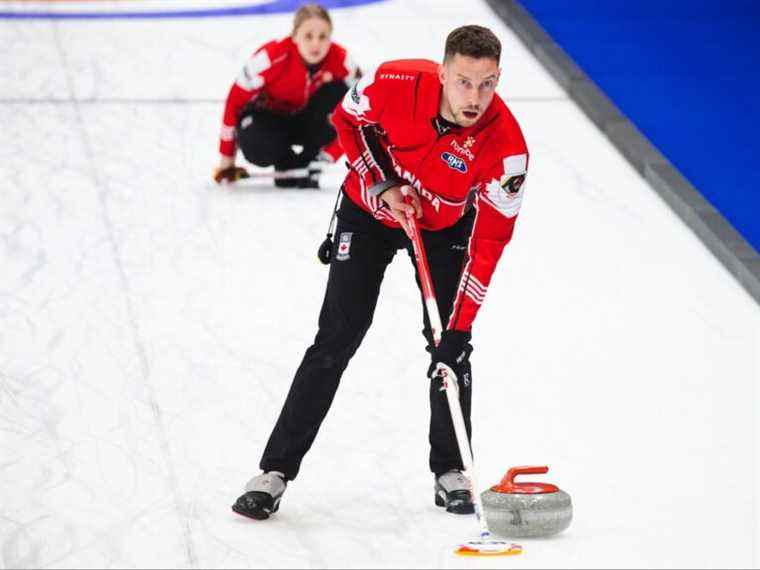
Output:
(501, 173), (525, 194)
(484, 154), (528, 218)
(503, 153), (527, 176)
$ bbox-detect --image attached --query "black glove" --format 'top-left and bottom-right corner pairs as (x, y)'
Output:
(317, 233), (334, 265)
(213, 165), (250, 184)
(428, 330), (473, 380)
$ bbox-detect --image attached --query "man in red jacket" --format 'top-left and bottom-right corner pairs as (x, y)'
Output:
(233, 25), (529, 520)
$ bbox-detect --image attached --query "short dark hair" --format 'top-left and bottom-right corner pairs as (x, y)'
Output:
(444, 25), (501, 63)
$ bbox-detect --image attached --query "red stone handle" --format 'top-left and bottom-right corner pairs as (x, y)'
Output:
(493, 465), (559, 494)
(502, 466), (549, 485)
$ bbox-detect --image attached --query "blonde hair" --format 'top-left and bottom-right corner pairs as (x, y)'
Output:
(292, 3), (332, 34)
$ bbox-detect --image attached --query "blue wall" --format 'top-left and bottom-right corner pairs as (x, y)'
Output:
(519, 1), (760, 252)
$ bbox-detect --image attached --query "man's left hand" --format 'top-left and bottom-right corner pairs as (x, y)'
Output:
(428, 330), (473, 380)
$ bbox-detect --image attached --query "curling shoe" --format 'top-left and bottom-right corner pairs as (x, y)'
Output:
(232, 471), (287, 520)
(434, 469), (475, 515)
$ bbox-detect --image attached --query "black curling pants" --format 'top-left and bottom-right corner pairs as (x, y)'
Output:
(236, 81), (348, 171)
(260, 196), (475, 480)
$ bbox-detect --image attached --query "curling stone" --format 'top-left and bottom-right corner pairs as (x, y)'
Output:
(481, 466), (572, 538)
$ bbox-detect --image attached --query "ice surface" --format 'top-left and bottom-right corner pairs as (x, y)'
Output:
(1, 1), (758, 568)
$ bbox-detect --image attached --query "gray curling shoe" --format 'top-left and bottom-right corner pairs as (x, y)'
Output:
(231, 471), (287, 520)
(434, 469), (475, 515)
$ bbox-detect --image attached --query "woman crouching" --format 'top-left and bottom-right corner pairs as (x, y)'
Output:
(214, 4), (360, 188)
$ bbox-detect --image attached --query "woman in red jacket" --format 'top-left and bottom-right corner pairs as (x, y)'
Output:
(213, 4), (360, 188)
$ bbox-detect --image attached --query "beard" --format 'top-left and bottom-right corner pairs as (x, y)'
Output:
(456, 107), (480, 125)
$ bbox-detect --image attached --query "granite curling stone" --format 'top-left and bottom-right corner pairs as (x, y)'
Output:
(481, 466), (572, 538)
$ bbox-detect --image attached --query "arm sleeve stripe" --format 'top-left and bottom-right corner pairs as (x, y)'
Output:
(360, 125), (396, 181)
(448, 233), (477, 330)
(352, 128), (377, 184)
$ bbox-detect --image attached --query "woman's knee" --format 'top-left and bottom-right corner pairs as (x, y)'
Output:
(240, 144), (278, 167)
(236, 113), (290, 166)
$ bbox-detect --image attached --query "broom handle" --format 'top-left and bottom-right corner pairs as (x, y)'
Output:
(403, 197), (491, 539)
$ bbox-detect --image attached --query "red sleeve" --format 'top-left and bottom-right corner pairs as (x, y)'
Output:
(447, 151), (529, 332)
(331, 66), (401, 195)
(326, 42), (361, 84)
(218, 45), (279, 157)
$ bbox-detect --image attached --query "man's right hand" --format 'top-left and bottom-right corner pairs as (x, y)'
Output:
(380, 185), (422, 237)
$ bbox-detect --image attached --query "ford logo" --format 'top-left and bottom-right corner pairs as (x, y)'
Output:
(441, 152), (467, 173)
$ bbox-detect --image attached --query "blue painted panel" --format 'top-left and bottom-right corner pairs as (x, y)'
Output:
(520, 0), (760, 251)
